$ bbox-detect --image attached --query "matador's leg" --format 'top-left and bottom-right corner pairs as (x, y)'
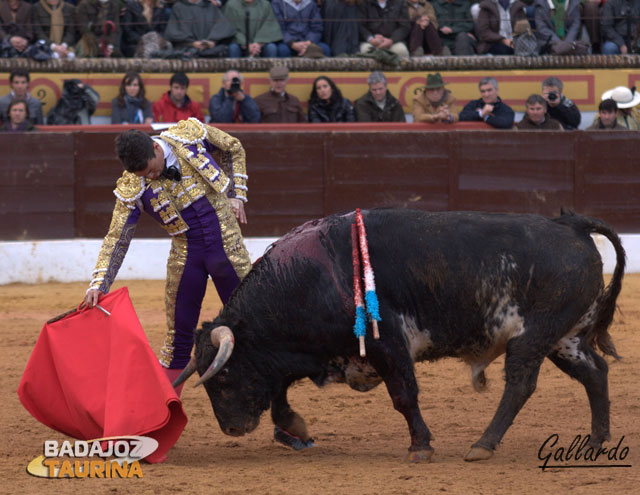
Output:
(159, 237), (208, 372)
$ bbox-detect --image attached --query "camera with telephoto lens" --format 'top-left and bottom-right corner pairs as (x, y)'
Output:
(547, 92), (558, 102)
(229, 77), (242, 94)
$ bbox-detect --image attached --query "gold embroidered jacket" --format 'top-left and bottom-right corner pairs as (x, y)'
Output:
(88, 119), (248, 293)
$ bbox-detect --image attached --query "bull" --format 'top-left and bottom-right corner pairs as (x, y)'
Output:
(174, 209), (625, 462)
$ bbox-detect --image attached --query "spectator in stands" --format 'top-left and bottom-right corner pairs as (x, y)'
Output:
(412, 72), (457, 123)
(308, 75), (355, 123)
(0, 69), (43, 125)
(587, 98), (629, 130)
(255, 66), (306, 123)
(31, 0), (77, 59)
(272, 0), (331, 57)
(209, 69), (260, 123)
(431, 0), (476, 55)
(358, 0), (411, 58)
(601, 86), (640, 130)
(321, 0), (360, 56)
(476, 0), (527, 55)
(600, 0), (640, 55)
(459, 76), (515, 128)
(152, 72), (204, 123)
(223, 0), (282, 58)
(0, 0), (33, 57)
(120, 0), (169, 58)
(407, 0), (442, 56)
(0, 99), (36, 131)
(75, 0), (121, 57)
(111, 72), (153, 124)
(164, 0), (235, 55)
(581, 0), (601, 54)
(533, 0), (590, 55)
(541, 76), (581, 130)
(46, 78), (99, 125)
(354, 71), (405, 122)
(516, 94), (564, 130)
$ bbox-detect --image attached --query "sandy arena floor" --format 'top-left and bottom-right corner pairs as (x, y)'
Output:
(1, 276), (638, 494)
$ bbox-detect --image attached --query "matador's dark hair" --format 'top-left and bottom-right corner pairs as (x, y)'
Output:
(115, 130), (156, 172)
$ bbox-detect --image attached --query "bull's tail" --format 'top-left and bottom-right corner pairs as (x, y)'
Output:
(555, 211), (626, 359)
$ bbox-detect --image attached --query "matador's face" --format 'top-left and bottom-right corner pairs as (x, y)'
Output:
(134, 142), (165, 181)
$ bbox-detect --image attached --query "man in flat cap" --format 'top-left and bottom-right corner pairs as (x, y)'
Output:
(255, 66), (306, 123)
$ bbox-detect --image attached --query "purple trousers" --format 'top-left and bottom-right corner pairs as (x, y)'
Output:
(159, 195), (250, 369)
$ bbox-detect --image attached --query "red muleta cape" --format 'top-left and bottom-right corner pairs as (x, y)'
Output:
(18, 287), (187, 463)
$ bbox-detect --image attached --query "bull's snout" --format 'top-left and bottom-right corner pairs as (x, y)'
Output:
(222, 417), (260, 436)
(224, 426), (246, 437)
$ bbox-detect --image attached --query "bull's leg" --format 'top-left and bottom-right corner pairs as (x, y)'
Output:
(367, 341), (434, 462)
(271, 386), (315, 450)
(547, 339), (611, 447)
(466, 337), (545, 462)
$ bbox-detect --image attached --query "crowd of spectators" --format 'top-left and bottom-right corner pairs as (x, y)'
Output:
(0, 0), (638, 60)
(1, 67), (639, 130)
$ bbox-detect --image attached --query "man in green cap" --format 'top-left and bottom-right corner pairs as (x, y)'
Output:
(412, 72), (458, 123)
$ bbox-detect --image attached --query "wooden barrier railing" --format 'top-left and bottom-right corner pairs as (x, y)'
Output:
(1, 125), (639, 240)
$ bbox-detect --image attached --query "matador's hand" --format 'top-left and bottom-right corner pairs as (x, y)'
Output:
(83, 289), (101, 308)
(230, 198), (247, 224)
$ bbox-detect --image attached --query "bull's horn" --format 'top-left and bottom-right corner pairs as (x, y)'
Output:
(172, 355), (197, 388)
(194, 326), (235, 387)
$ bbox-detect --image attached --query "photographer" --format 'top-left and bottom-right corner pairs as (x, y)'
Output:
(209, 70), (260, 123)
(541, 77), (581, 130)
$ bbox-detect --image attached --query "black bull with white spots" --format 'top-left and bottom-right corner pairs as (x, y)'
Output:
(174, 208), (625, 462)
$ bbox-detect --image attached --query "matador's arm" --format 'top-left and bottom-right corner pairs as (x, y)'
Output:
(88, 173), (143, 293)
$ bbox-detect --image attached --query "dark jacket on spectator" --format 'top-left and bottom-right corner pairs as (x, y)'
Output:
(546, 95), (581, 130)
(111, 96), (153, 124)
(358, 0), (411, 43)
(476, 0), (527, 54)
(209, 87), (260, 123)
(255, 90), (306, 123)
(516, 113), (564, 130)
(601, 0), (639, 49)
(164, 0), (235, 48)
(308, 97), (355, 122)
(432, 0), (474, 44)
(459, 96), (515, 128)
(321, 0), (360, 55)
(120, 0), (168, 58)
(354, 90), (405, 122)
(152, 91), (204, 122)
(31, 1), (76, 47)
(75, 0), (122, 56)
(533, 0), (581, 51)
(0, 120), (36, 131)
(0, 0), (33, 41)
(272, 0), (323, 45)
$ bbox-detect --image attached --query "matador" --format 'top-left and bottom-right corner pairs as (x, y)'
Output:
(83, 118), (252, 388)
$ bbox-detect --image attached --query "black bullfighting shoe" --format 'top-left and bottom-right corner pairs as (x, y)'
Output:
(273, 426), (315, 451)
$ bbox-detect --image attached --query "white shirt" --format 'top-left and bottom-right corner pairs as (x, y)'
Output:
(152, 137), (180, 173)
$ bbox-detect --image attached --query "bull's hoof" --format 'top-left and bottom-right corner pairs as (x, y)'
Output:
(274, 426), (315, 451)
(464, 446), (493, 462)
(407, 447), (434, 463)
(587, 432), (611, 449)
